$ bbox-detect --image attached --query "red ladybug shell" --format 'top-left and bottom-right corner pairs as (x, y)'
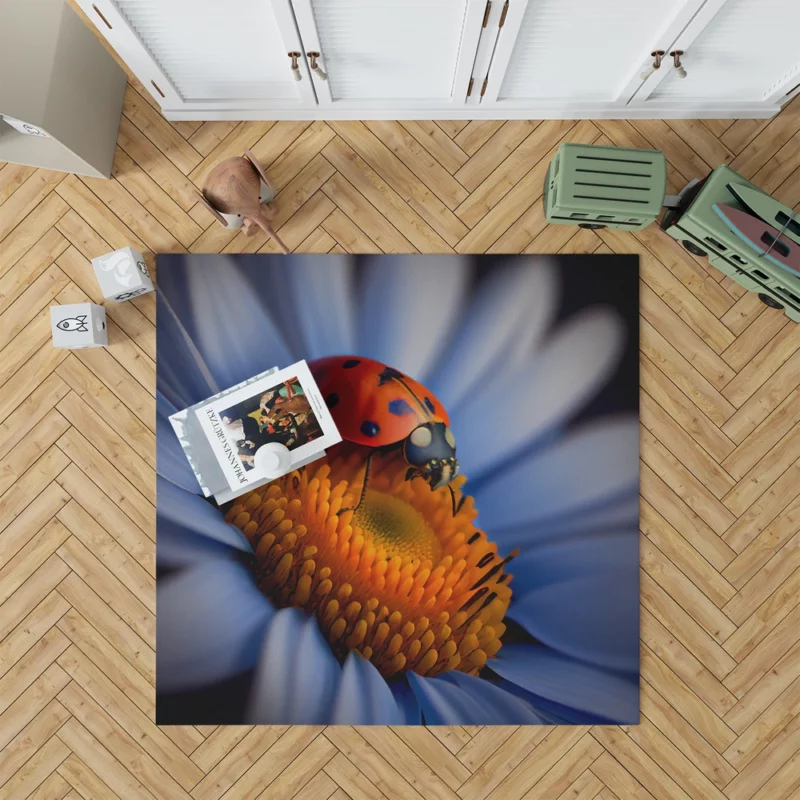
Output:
(309, 356), (449, 447)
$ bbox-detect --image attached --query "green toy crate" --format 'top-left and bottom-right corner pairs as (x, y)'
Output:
(661, 164), (800, 323)
(544, 143), (667, 231)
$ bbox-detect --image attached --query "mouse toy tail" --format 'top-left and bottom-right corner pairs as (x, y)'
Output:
(253, 211), (290, 255)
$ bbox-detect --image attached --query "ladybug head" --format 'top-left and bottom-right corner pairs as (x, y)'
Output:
(403, 422), (459, 490)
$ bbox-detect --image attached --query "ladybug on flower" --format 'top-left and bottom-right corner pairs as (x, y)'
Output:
(310, 356), (460, 507)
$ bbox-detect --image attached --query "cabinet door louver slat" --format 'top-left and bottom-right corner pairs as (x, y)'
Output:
(498, 0), (686, 101)
(113, 0), (297, 101)
(650, 0), (800, 101)
(308, 0), (469, 101)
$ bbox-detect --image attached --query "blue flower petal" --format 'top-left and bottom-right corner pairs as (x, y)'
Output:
(474, 417), (639, 532)
(507, 573), (639, 674)
(156, 292), (218, 410)
(357, 256), (470, 383)
(490, 645), (639, 723)
(157, 391), (179, 419)
(157, 523), (241, 568)
(504, 531), (639, 597)
(157, 477), (252, 560)
(407, 671), (545, 725)
(171, 255), (295, 390)
(157, 560), (273, 692)
(330, 652), (403, 724)
(451, 309), (625, 480)
(247, 608), (341, 724)
(390, 677), (422, 725)
(283, 255), (357, 359)
(491, 677), (617, 724)
(487, 493), (639, 552)
(427, 260), (558, 413)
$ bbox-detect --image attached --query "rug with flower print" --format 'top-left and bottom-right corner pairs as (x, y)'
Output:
(155, 253), (640, 725)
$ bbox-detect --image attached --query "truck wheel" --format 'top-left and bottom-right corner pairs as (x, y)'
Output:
(758, 293), (784, 310)
(682, 240), (707, 257)
(578, 223), (606, 229)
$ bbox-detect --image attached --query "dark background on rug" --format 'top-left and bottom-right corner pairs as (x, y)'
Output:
(157, 254), (639, 724)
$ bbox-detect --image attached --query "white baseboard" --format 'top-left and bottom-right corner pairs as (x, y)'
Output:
(162, 103), (779, 121)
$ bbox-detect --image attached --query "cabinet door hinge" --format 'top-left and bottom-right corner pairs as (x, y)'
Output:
(499, 0), (509, 27)
(467, 77), (475, 97)
(480, 78), (488, 97)
(482, 1), (492, 27)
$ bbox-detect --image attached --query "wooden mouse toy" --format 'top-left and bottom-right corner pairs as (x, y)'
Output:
(198, 149), (289, 254)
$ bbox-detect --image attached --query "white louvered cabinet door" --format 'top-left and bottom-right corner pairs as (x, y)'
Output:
(479, 0), (706, 110)
(289, 0), (487, 108)
(75, 0), (317, 112)
(634, 0), (800, 109)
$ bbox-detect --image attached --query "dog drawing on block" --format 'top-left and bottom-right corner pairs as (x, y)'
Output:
(198, 149), (289, 254)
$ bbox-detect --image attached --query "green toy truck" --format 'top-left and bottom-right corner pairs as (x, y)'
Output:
(660, 165), (800, 323)
(544, 143), (667, 232)
(544, 143), (800, 322)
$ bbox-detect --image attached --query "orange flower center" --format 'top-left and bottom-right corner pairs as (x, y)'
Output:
(225, 444), (515, 678)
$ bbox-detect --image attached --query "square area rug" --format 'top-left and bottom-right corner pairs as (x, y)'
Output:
(156, 254), (640, 725)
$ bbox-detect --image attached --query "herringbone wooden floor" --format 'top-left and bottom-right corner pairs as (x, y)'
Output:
(2, 59), (800, 798)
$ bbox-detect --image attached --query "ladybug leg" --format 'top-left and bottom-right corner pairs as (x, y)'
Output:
(447, 484), (467, 517)
(338, 449), (376, 516)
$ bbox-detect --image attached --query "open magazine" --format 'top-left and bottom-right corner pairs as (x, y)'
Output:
(169, 360), (341, 504)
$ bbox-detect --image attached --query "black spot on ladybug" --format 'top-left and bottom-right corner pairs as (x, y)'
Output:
(424, 397), (435, 413)
(388, 398), (413, 416)
(378, 367), (403, 385)
(342, 359), (361, 368)
(326, 393), (339, 408)
(361, 420), (380, 438)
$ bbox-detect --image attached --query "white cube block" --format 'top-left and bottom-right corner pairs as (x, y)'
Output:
(91, 246), (154, 302)
(51, 303), (107, 349)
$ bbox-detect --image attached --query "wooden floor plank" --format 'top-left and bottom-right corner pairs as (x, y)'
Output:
(116, 115), (201, 212)
(0, 170), (65, 243)
(364, 120), (469, 210)
(57, 682), (191, 800)
(399, 121), (470, 175)
(55, 536), (154, 644)
(189, 727), (288, 800)
(0, 732), (71, 800)
(0, 592), (70, 683)
(56, 570), (154, 684)
(121, 86), (202, 176)
(639, 679), (737, 790)
(55, 392), (154, 502)
(0, 163), (36, 206)
(454, 121), (506, 155)
(454, 119), (576, 229)
(641, 500), (736, 608)
(0, 192), (70, 274)
(723, 535), (800, 632)
(322, 138), (450, 252)
(641, 392), (736, 500)
(110, 148), (203, 248)
(56, 720), (156, 800)
(329, 122), (469, 246)
(0, 228), (68, 314)
(453, 120), (540, 192)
